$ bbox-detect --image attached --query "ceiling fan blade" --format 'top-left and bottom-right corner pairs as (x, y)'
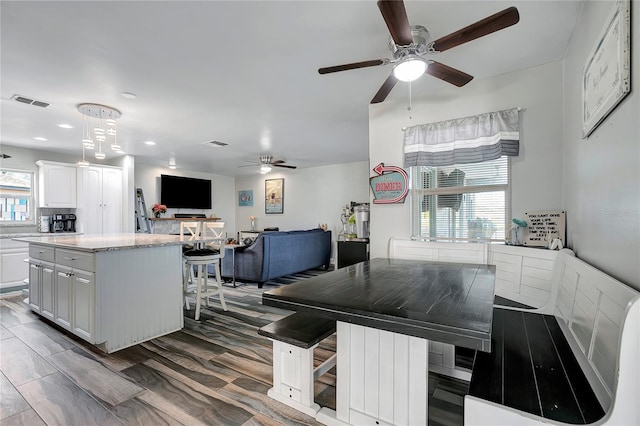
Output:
(273, 164), (297, 169)
(377, 0), (413, 46)
(371, 74), (398, 104)
(431, 6), (520, 53)
(426, 61), (473, 87)
(270, 160), (286, 165)
(318, 59), (387, 75)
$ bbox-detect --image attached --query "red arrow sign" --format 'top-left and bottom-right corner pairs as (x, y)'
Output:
(371, 163), (409, 204)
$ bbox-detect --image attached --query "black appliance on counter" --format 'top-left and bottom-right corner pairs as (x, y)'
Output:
(64, 214), (76, 232)
(49, 214), (76, 233)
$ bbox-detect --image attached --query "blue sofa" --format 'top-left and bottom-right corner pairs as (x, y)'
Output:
(219, 229), (331, 288)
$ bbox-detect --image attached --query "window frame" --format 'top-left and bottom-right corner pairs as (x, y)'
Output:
(0, 168), (36, 226)
(409, 157), (512, 242)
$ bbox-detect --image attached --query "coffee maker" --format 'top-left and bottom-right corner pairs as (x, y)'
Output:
(50, 214), (65, 232)
(64, 214), (76, 232)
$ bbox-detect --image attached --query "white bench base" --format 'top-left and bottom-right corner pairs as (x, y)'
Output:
(267, 339), (336, 417)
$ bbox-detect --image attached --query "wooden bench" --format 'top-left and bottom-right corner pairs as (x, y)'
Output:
(258, 312), (337, 417)
(465, 249), (640, 425)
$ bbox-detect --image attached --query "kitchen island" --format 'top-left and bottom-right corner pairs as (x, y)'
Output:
(14, 233), (188, 353)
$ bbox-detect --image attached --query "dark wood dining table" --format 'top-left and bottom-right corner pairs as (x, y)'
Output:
(262, 258), (496, 426)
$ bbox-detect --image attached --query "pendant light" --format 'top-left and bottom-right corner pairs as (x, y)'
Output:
(78, 103), (122, 162)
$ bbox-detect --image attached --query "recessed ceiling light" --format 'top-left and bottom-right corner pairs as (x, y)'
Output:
(115, 150), (125, 154)
(33, 137), (47, 141)
(57, 123), (73, 129)
(121, 92), (137, 99)
(144, 141), (156, 146)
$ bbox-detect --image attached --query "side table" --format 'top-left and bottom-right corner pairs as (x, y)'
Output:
(238, 230), (261, 244)
(224, 244), (245, 287)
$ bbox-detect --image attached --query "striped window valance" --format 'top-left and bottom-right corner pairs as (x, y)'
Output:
(404, 108), (520, 167)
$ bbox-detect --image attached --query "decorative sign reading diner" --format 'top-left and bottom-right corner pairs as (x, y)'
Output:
(523, 210), (566, 247)
(370, 163), (409, 204)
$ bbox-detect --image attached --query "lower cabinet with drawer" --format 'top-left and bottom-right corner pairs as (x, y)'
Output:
(28, 246), (95, 343)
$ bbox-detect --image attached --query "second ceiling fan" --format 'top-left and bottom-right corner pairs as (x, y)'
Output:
(318, 0), (520, 104)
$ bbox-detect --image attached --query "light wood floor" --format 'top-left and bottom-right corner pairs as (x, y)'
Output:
(0, 281), (468, 425)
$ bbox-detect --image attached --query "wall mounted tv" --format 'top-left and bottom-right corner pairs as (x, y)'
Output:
(160, 174), (212, 209)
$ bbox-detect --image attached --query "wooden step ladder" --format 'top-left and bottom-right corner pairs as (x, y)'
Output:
(135, 188), (152, 233)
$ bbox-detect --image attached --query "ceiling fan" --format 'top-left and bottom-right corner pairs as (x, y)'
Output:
(241, 155), (297, 174)
(318, 0), (520, 104)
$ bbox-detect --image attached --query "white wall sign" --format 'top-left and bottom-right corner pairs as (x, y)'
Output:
(523, 210), (566, 247)
(582, 0), (631, 138)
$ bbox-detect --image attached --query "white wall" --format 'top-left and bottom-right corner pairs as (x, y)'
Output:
(233, 161), (370, 262)
(134, 162), (236, 235)
(562, 1), (639, 291)
(369, 61), (564, 258)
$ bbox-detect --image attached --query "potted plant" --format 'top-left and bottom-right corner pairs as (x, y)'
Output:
(152, 203), (167, 218)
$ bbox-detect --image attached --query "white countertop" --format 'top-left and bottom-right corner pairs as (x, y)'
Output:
(13, 233), (189, 252)
(1, 232), (79, 239)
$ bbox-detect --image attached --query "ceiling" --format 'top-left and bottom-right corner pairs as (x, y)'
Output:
(1, 1), (583, 177)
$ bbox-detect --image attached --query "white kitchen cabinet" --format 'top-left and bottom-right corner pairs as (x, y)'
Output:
(54, 265), (73, 330)
(71, 268), (95, 341)
(78, 165), (122, 234)
(28, 262), (41, 311)
(28, 258), (54, 320)
(1, 239), (29, 290)
(28, 244), (55, 317)
(36, 160), (77, 208)
(39, 262), (55, 320)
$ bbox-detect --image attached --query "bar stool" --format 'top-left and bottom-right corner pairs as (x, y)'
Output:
(181, 221), (228, 320)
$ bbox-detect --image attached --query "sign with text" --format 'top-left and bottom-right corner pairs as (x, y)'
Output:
(370, 163), (409, 204)
(523, 210), (566, 247)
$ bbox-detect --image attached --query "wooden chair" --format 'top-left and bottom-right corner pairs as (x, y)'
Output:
(181, 221), (228, 320)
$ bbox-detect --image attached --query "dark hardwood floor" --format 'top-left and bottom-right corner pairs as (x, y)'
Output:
(0, 278), (468, 425)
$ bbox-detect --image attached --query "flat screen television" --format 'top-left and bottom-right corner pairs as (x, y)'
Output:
(160, 174), (211, 209)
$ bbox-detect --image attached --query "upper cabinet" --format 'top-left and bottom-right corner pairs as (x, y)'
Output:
(36, 161), (77, 208)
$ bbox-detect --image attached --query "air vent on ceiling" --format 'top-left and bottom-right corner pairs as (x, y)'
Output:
(201, 140), (228, 148)
(11, 94), (50, 108)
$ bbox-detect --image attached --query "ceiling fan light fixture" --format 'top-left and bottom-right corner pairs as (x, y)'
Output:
(393, 57), (427, 82)
(260, 164), (272, 174)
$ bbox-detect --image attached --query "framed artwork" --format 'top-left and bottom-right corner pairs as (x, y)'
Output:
(265, 178), (284, 214)
(582, 0), (631, 138)
(238, 190), (253, 207)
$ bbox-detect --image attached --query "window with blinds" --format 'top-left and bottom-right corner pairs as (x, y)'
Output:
(0, 169), (34, 223)
(409, 156), (510, 241)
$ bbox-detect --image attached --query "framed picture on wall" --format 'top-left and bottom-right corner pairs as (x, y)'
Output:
(238, 190), (253, 207)
(582, 0), (631, 138)
(265, 178), (284, 214)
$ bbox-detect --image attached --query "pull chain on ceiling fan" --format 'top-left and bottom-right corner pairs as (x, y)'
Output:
(318, 0), (520, 104)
